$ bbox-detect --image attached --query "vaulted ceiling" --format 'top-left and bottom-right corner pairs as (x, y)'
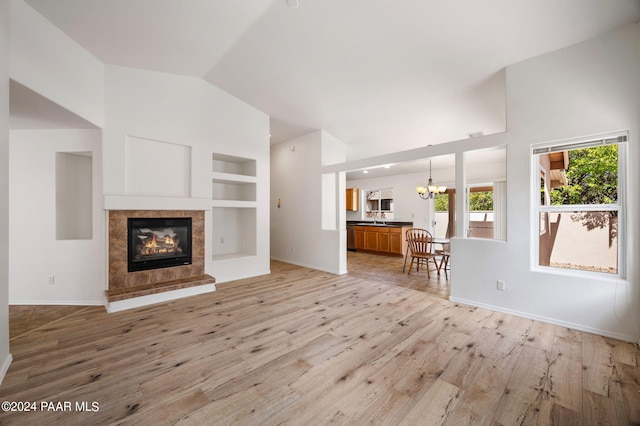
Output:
(24, 0), (640, 158)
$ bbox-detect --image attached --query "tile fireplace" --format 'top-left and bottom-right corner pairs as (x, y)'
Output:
(106, 210), (214, 310)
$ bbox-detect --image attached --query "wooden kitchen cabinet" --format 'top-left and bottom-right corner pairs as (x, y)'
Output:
(378, 231), (390, 252)
(365, 230), (379, 251)
(346, 188), (359, 211)
(353, 224), (408, 257)
(389, 227), (403, 255)
(354, 226), (366, 250)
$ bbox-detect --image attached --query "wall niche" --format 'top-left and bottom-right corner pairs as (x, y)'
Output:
(56, 151), (92, 240)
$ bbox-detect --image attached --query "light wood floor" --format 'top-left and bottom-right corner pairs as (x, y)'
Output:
(348, 251), (450, 299)
(1, 257), (638, 425)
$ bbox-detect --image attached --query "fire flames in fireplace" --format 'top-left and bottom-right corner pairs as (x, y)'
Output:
(128, 217), (192, 272)
(136, 229), (182, 258)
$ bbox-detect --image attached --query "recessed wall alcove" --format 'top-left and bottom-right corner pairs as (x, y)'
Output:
(105, 209), (215, 311)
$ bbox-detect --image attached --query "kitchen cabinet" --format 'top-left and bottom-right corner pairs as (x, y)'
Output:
(389, 228), (403, 254)
(354, 226), (366, 250)
(353, 224), (409, 256)
(365, 231), (379, 251)
(378, 231), (390, 252)
(346, 188), (359, 211)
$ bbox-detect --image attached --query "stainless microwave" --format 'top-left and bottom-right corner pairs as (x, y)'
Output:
(380, 199), (392, 211)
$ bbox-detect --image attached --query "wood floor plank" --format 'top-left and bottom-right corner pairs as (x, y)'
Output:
(1, 254), (639, 425)
(442, 344), (522, 425)
(583, 390), (630, 426)
(353, 387), (415, 425)
(617, 362), (640, 423)
(493, 345), (558, 425)
(399, 378), (462, 426)
(548, 347), (583, 413)
(393, 330), (469, 398)
(582, 331), (624, 401)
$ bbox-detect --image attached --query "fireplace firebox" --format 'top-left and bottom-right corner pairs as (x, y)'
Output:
(127, 217), (192, 272)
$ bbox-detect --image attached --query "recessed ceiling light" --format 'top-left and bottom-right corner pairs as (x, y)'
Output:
(363, 170), (369, 174)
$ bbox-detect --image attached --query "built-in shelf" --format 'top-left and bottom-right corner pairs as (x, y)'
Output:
(211, 200), (257, 208)
(211, 153), (258, 262)
(212, 153), (256, 177)
(212, 252), (255, 261)
(212, 179), (256, 202)
(212, 171), (256, 184)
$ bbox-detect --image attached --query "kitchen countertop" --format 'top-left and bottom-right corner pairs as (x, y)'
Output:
(347, 221), (413, 227)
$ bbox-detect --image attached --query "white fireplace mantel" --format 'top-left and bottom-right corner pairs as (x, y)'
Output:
(104, 195), (211, 211)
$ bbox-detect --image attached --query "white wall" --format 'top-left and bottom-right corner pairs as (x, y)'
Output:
(451, 23), (640, 342)
(9, 130), (105, 304)
(271, 130), (347, 273)
(10, 0), (104, 128)
(0, 0), (11, 385)
(7, 2), (107, 306)
(104, 65), (270, 283)
(125, 136), (192, 198)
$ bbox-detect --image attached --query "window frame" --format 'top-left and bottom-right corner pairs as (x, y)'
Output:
(363, 187), (394, 220)
(531, 132), (627, 279)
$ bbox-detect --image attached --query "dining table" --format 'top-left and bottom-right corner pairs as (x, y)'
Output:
(432, 237), (451, 278)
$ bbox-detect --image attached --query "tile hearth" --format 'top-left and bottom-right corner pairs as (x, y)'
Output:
(105, 274), (215, 302)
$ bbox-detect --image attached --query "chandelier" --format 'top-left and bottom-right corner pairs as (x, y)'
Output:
(416, 160), (446, 200)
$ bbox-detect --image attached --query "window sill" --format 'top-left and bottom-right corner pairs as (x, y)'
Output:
(531, 265), (626, 284)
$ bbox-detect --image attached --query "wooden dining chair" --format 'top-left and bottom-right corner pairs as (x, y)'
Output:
(405, 228), (439, 278)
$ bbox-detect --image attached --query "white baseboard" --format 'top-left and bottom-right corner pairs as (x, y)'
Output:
(0, 353), (12, 386)
(449, 296), (637, 343)
(106, 284), (216, 313)
(9, 300), (104, 306)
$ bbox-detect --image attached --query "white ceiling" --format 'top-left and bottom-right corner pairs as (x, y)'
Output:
(20, 0), (640, 155)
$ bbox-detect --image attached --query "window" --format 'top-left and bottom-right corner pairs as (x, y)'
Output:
(533, 134), (626, 276)
(434, 192), (453, 238)
(467, 185), (494, 239)
(465, 147), (507, 241)
(364, 188), (393, 220)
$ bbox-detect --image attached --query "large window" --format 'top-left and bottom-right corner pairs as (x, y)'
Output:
(533, 134), (626, 276)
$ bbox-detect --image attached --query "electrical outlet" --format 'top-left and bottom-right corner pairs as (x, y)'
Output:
(49, 275), (55, 285)
(497, 280), (505, 291)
